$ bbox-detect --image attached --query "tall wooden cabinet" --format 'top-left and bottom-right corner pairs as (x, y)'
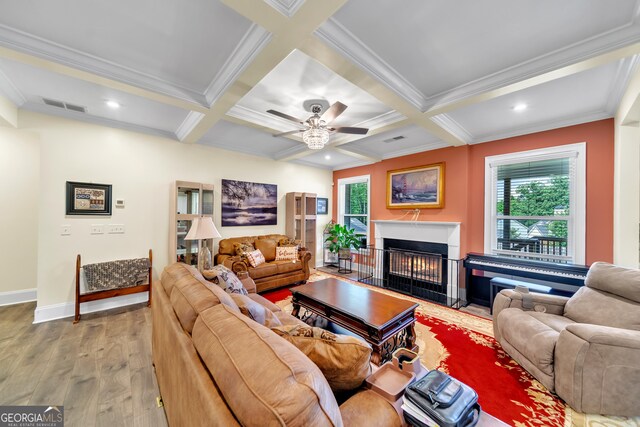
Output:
(286, 192), (317, 267)
(170, 181), (214, 266)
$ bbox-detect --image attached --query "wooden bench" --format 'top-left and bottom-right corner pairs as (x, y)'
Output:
(74, 249), (152, 323)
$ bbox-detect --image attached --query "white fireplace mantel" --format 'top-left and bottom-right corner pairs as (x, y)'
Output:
(372, 220), (461, 260)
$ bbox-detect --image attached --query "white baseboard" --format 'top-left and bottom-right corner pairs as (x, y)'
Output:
(33, 291), (149, 324)
(0, 288), (37, 307)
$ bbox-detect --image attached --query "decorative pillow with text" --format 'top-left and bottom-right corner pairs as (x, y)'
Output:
(275, 246), (298, 261)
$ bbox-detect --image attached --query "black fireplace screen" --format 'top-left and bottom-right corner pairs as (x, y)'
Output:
(357, 244), (464, 308)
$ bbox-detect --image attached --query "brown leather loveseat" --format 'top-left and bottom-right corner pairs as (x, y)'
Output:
(152, 262), (403, 427)
(215, 234), (311, 292)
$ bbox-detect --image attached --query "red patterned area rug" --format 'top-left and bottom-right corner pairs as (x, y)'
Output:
(263, 272), (640, 427)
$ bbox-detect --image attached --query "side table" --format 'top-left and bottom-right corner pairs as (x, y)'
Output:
(338, 256), (352, 274)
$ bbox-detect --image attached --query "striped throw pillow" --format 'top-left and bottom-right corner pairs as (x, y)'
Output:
(245, 249), (266, 268)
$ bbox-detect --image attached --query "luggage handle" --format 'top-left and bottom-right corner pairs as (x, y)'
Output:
(462, 403), (481, 427)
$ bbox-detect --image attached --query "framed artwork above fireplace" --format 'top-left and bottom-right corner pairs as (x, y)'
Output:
(386, 162), (444, 209)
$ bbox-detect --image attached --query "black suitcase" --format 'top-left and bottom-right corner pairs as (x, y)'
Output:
(403, 370), (480, 427)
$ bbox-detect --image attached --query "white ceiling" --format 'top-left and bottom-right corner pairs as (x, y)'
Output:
(0, 0), (639, 170)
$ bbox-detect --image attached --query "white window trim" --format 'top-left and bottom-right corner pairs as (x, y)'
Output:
(484, 143), (586, 264)
(337, 174), (371, 247)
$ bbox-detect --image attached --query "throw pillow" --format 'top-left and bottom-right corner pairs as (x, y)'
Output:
(245, 249), (266, 268)
(233, 242), (254, 258)
(230, 294), (282, 328)
(254, 238), (277, 261)
(271, 324), (372, 391)
(275, 246), (298, 261)
(203, 264), (248, 296)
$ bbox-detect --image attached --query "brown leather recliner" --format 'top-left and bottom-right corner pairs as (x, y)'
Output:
(493, 262), (640, 416)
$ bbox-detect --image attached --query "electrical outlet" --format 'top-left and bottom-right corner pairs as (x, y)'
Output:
(60, 225), (71, 236)
(108, 224), (125, 234)
(90, 224), (104, 234)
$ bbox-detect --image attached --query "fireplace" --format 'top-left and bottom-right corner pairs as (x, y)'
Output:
(356, 220), (462, 307)
(383, 238), (448, 299)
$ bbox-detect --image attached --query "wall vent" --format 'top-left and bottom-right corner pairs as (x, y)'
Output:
(383, 135), (406, 143)
(42, 98), (87, 113)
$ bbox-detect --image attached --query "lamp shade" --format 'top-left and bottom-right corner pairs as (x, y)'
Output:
(184, 216), (221, 240)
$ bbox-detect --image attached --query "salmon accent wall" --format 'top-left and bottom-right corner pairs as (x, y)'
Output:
(332, 119), (614, 264)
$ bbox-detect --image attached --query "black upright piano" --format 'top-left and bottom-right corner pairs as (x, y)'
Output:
(463, 253), (590, 307)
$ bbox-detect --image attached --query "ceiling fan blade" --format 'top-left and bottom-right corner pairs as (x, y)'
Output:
(332, 126), (369, 135)
(273, 129), (304, 137)
(267, 109), (304, 124)
(321, 101), (347, 124)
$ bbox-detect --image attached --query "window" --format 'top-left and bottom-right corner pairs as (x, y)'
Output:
(484, 144), (586, 264)
(338, 175), (370, 246)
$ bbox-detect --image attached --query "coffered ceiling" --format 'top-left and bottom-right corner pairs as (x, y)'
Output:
(0, 0), (639, 170)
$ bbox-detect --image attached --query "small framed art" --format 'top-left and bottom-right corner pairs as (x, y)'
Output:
(65, 181), (112, 216)
(317, 197), (328, 215)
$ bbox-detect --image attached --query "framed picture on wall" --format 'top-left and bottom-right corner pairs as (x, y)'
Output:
(317, 197), (328, 215)
(66, 181), (112, 215)
(386, 162), (445, 209)
(221, 179), (277, 226)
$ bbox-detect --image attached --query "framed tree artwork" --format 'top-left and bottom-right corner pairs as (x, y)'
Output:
(221, 179), (277, 226)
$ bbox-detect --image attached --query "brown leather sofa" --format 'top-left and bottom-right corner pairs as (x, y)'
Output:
(215, 234), (311, 293)
(152, 262), (402, 427)
(493, 262), (640, 416)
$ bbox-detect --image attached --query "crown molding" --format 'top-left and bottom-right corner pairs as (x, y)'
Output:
(426, 22), (640, 114)
(315, 19), (427, 111)
(380, 141), (451, 160)
(227, 104), (301, 133)
(263, 0), (306, 17)
(0, 24), (210, 106)
(203, 24), (272, 106)
(605, 54), (640, 114)
(23, 102), (178, 140)
(430, 114), (473, 144)
(471, 110), (612, 145)
(330, 159), (374, 171)
(175, 111), (205, 141)
(0, 67), (25, 106)
(352, 109), (406, 129)
(317, 15), (640, 114)
(273, 143), (307, 160)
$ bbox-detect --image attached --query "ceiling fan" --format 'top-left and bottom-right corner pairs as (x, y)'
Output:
(267, 100), (369, 149)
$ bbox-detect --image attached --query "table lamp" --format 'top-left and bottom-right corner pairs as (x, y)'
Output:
(184, 216), (221, 271)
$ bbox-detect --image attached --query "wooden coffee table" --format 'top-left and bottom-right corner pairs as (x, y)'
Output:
(290, 278), (419, 365)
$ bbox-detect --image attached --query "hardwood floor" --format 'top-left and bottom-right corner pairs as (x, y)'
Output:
(0, 302), (168, 427)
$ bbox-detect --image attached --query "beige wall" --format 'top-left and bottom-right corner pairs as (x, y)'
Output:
(0, 127), (39, 295)
(614, 68), (640, 268)
(5, 111), (332, 311)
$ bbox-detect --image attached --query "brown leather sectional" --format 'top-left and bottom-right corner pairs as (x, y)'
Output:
(152, 262), (403, 427)
(215, 234), (311, 292)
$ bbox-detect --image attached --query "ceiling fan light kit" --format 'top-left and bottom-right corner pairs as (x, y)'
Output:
(303, 127), (330, 149)
(268, 100), (369, 150)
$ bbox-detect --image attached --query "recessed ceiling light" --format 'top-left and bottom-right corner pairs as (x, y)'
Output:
(324, 154), (331, 160)
(512, 103), (527, 112)
(106, 100), (120, 109)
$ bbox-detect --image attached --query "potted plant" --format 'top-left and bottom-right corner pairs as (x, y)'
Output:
(324, 223), (364, 259)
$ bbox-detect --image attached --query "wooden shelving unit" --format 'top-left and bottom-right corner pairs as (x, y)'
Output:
(170, 181), (214, 266)
(286, 192), (317, 267)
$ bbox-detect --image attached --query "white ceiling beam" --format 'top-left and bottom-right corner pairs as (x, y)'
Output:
(180, 0), (349, 144)
(332, 147), (381, 163)
(423, 42), (640, 117)
(298, 37), (467, 148)
(0, 45), (209, 114)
